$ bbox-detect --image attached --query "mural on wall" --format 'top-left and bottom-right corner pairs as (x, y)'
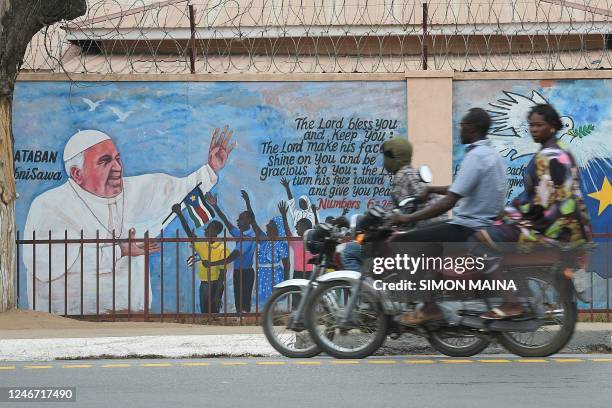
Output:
(12, 81), (407, 315)
(453, 79), (612, 290)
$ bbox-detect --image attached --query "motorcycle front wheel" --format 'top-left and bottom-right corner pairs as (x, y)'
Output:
(262, 286), (321, 358)
(305, 281), (387, 359)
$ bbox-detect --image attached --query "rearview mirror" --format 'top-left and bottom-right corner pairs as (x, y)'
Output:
(419, 165), (433, 183)
(350, 214), (360, 229)
(398, 197), (416, 207)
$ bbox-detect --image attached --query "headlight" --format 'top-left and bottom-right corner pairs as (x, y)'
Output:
(304, 223), (332, 254)
(357, 207), (386, 231)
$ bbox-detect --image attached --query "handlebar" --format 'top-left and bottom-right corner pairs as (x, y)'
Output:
(307, 195), (419, 250)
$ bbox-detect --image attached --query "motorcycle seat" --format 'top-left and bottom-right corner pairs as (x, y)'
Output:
(501, 244), (592, 267)
(501, 250), (564, 266)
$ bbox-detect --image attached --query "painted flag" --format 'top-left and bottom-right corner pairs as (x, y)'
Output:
(183, 186), (214, 228)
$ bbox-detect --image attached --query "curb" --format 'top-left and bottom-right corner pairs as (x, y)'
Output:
(1, 329), (610, 361)
(0, 334), (278, 362)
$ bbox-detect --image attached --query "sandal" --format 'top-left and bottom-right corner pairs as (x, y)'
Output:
(400, 309), (445, 326)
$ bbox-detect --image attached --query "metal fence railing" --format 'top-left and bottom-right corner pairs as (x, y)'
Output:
(16, 231), (314, 324)
(15, 230), (611, 323)
(580, 232), (611, 322)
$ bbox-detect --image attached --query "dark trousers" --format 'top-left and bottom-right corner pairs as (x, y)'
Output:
(233, 267), (255, 313)
(390, 221), (477, 275)
(200, 281), (224, 314)
(392, 221), (476, 243)
(391, 221), (476, 303)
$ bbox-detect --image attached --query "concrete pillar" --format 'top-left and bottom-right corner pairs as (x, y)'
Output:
(406, 72), (454, 185)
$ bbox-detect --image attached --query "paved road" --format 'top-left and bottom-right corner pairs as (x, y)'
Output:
(1, 355), (611, 408)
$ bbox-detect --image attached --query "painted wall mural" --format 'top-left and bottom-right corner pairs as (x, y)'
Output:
(12, 81), (406, 315)
(453, 79), (612, 306)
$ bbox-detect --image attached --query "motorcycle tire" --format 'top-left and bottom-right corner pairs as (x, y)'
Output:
(497, 276), (577, 358)
(428, 332), (490, 357)
(262, 286), (322, 358)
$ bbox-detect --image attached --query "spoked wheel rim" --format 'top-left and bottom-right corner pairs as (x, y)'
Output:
(432, 332), (487, 350)
(311, 284), (383, 354)
(265, 289), (318, 354)
(502, 277), (569, 350)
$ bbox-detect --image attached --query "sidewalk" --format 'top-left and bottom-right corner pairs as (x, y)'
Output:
(0, 310), (275, 361)
(1, 310), (611, 361)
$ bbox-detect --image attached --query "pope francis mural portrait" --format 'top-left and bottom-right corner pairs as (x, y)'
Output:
(23, 127), (236, 314)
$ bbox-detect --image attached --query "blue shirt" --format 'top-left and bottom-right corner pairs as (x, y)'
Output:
(230, 227), (256, 269)
(449, 139), (506, 229)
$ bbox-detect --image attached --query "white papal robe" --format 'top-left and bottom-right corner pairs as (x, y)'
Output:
(23, 164), (217, 315)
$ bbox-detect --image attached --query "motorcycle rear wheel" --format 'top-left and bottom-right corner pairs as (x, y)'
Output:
(497, 275), (577, 357)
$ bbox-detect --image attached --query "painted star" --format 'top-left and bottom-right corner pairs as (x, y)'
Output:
(587, 176), (611, 216)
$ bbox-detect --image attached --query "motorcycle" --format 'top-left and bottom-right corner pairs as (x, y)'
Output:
(262, 165), (434, 358)
(303, 201), (590, 359)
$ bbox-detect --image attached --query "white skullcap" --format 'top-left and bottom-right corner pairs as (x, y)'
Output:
(63, 130), (111, 162)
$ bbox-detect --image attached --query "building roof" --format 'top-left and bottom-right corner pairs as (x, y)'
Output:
(64, 0), (611, 32)
(22, 0), (612, 73)
(49, 47), (610, 74)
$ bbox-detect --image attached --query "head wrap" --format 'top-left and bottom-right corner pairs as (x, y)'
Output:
(382, 137), (413, 174)
(298, 195), (311, 210)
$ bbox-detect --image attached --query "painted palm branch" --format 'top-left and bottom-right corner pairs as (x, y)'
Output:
(567, 124), (595, 140)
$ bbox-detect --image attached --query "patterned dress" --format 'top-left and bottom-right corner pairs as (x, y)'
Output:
(257, 217), (289, 304)
(481, 145), (592, 251)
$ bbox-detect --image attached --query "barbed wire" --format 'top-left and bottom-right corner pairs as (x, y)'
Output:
(21, 0), (612, 74)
